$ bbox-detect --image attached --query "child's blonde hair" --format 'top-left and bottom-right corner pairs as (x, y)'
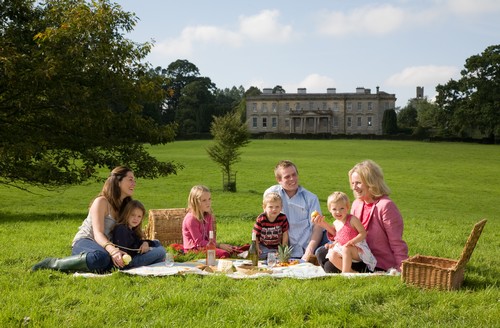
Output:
(187, 185), (212, 222)
(263, 192), (282, 206)
(114, 199), (146, 239)
(327, 191), (351, 210)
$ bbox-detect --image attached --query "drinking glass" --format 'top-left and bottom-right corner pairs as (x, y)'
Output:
(165, 253), (175, 267)
(267, 252), (277, 268)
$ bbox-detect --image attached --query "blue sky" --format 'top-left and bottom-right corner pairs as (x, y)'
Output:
(118, 0), (500, 107)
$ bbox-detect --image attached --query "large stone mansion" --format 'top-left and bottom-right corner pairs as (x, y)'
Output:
(246, 87), (397, 135)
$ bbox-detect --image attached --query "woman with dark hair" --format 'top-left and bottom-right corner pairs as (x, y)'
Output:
(32, 166), (137, 273)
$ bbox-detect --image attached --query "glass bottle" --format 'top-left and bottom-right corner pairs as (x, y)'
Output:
(206, 230), (216, 266)
(248, 231), (258, 267)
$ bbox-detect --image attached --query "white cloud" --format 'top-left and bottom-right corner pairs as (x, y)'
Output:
(152, 36), (192, 58)
(386, 65), (459, 87)
(297, 74), (337, 92)
(151, 25), (241, 57)
(151, 9), (293, 58)
(316, 4), (407, 37)
(239, 10), (294, 42)
(182, 26), (242, 46)
(445, 0), (500, 15)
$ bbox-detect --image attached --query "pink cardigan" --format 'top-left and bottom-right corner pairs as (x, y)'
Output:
(351, 195), (408, 271)
(182, 212), (215, 251)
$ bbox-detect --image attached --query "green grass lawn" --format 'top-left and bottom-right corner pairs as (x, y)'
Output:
(1, 139), (499, 327)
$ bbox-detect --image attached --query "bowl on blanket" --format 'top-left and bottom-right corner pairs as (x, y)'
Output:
(235, 263), (272, 275)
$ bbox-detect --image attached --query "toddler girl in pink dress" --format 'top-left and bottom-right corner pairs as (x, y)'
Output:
(323, 192), (377, 273)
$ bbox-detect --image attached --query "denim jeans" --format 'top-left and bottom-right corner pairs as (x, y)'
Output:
(129, 240), (166, 268)
(258, 244), (278, 260)
(72, 238), (113, 273)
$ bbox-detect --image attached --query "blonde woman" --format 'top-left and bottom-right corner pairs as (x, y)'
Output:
(182, 185), (235, 258)
(315, 160), (408, 273)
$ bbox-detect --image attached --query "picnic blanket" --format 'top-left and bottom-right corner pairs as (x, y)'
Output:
(116, 259), (399, 279)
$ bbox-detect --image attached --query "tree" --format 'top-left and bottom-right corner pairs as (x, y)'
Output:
(164, 59), (201, 117)
(177, 77), (217, 134)
(272, 85), (286, 94)
(382, 109), (398, 134)
(0, 0), (180, 189)
(206, 112), (250, 192)
(415, 99), (440, 129)
(397, 103), (418, 129)
(215, 86), (245, 123)
(436, 44), (500, 140)
(245, 86), (262, 97)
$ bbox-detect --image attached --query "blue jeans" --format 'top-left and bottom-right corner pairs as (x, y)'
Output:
(258, 244), (278, 260)
(72, 238), (113, 273)
(129, 240), (166, 268)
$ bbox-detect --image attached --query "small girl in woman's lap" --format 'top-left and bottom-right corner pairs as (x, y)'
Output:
(112, 200), (166, 268)
(324, 192), (377, 273)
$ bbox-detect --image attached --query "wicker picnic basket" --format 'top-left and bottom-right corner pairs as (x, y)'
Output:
(145, 208), (218, 247)
(401, 219), (487, 291)
(145, 208), (188, 246)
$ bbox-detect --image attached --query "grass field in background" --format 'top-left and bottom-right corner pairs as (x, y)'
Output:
(1, 139), (499, 327)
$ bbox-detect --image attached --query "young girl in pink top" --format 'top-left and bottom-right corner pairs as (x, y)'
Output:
(323, 192), (377, 273)
(182, 185), (235, 258)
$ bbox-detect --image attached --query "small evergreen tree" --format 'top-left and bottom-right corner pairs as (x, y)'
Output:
(382, 109), (399, 135)
(206, 112), (250, 192)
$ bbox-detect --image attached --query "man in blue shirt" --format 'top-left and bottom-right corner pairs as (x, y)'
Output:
(264, 160), (325, 260)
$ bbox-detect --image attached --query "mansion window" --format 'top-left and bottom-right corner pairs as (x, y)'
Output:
(333, 103), (339, 112)
(368, 102), (373, 111)
(347, 102), (352, 111)
(252, 103), (257, 112)
(357, 116), (362, 127)
(333, 116), (339, 127)
(357, 102), (362, 111)
(252, 117), (257, 128)
(367, 116), (373, 127)
(262, 103), (268, 113)
(347, 117), (352, 127)
(262, 117), (267, 128)
(272, 117), (277, 128)
(272, 103), (277, 112)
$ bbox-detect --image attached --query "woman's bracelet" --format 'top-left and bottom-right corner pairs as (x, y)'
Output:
(110, 249), (120, 256)
(102, 242), (114, 250)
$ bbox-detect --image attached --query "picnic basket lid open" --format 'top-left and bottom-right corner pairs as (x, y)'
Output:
(401, 219), (487, 291)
